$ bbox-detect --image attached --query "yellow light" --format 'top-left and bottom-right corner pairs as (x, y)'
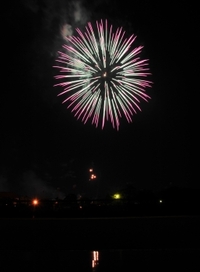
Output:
(113, 194), (121, 199)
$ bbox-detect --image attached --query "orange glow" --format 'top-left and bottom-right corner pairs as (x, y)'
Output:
(89, 168), (93, 172)
(90, 174), (96, 179)
(92, 251), (99, 268)
(32, 199), (39, 206)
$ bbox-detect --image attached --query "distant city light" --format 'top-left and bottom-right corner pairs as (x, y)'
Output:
(113, 193), (121, 199)
(32, 199), (39, 206)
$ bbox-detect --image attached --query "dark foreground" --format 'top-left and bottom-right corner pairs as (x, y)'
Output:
(0, 216), (200, 269)
(1, 215), (200, 250)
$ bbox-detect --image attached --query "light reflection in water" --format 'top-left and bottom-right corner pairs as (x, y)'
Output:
(91, 251), (99, 270)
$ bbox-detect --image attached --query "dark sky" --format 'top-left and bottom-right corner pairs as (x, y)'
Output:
(0, 0), (197, 197)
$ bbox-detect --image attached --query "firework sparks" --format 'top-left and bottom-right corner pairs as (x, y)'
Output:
(54, 19), (152, 130)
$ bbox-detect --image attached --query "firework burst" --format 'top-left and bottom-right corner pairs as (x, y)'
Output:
(54, 19), (152, 130)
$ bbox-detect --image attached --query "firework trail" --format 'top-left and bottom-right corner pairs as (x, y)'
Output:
(54, 19), (152, 130)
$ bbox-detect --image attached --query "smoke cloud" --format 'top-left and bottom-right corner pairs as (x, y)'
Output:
(20, 170), (65, 199)
(23, 0), (90, 38)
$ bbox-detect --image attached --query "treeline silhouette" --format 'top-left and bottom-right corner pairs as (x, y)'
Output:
(0, 186), (199, 217)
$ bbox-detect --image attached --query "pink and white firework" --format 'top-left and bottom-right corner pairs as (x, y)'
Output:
(54, 19), (152, 130)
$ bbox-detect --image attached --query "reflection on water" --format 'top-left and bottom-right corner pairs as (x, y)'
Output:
(91, 251), (99, 270)
(0, 249), (199, 269)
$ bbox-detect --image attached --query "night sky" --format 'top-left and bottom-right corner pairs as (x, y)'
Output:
(0, 0), (197, 198)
